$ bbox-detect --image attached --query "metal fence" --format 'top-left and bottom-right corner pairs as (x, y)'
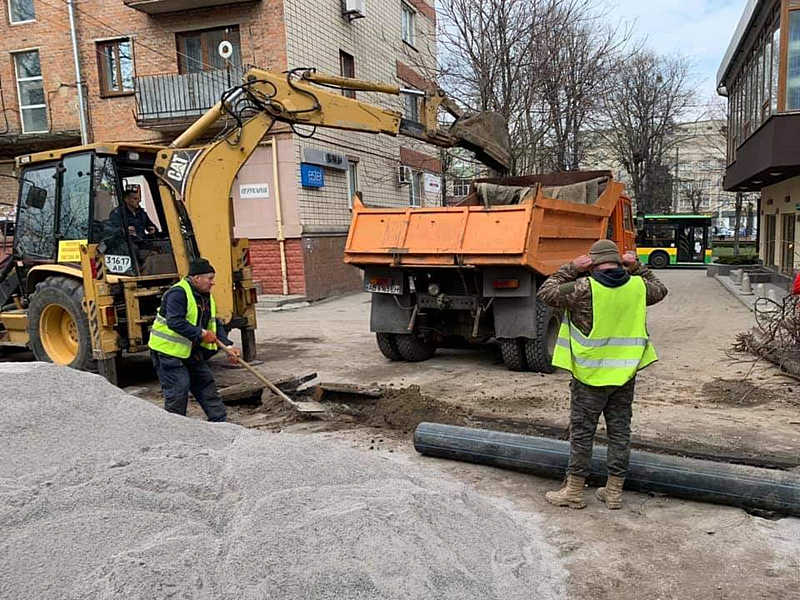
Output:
(135, 66), (246, 124)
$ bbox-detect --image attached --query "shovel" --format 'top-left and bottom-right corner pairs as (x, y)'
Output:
(218, 342), (325, 414)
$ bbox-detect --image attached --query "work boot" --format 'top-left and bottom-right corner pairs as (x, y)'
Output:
(545, 475), (586, 509)
(596, 475), (625, 510)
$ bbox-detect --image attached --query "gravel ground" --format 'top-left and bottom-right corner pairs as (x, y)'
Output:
(0, 363), (567, 600)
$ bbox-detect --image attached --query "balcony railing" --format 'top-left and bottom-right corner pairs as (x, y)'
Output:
(134, 67), (246, 127)
(124, 0), (259, 14)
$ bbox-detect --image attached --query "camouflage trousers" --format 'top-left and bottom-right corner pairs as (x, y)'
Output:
(567, 377), (635, 478)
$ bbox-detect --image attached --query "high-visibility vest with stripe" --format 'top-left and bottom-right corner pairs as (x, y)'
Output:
(148, 278), (217, 359)
(551, 276), (657, 386)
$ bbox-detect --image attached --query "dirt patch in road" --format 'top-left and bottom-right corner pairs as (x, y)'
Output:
(701, 378), (780, 407)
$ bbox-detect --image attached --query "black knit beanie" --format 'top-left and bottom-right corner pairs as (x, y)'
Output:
(188, 258), (215, 276)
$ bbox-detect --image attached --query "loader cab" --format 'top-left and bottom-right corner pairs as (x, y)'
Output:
(13, 149), (176, 278)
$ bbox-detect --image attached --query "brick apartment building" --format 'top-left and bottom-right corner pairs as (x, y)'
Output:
(0, 0), (441, 298)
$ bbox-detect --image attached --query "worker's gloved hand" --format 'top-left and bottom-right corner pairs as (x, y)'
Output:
(225, 345), (241, 365)
(201, 329), (218, 344)
(622, 251), (638, 268)
(572, 255), (593, 272)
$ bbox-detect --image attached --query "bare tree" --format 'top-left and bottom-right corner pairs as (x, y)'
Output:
(597, 50), (695, 213)
(681, 179), (708, 214)
(537, 3), (629, 171)
(438, 0), (626, 175)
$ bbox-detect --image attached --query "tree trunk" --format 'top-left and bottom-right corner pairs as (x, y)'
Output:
(733, 192), (743, 256)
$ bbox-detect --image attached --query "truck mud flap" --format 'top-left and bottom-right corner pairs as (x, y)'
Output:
(414, 423), (800, 517)
(370, 292), (413, 334)
(493, 294), (537, 339)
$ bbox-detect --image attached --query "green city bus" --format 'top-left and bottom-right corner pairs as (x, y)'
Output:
(635, 214), (713, 268)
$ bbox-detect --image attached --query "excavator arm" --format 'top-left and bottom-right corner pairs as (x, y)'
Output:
(153, 67), (511, 320)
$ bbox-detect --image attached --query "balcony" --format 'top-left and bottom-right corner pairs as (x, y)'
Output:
(134, 67), (246, 129)
(723, 113), (800, 192)
(124, 0), (258, 14)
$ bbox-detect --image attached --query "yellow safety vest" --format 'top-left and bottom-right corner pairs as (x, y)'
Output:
(148, 278), (217, 359)
(551, 276), (657, 386)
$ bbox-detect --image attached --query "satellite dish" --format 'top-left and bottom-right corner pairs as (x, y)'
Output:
(218, 41), (234, 60)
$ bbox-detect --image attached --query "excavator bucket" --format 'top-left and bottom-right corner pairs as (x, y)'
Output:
(448, 112), (512, 174)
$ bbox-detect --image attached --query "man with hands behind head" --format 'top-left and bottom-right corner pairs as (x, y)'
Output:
(148, 258), (241, 422)
(537, 240), (667, 510)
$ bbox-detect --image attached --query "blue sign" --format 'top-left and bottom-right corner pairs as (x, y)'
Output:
(301, 163), (325, 188)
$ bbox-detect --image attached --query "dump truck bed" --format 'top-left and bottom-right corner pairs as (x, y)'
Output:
(344, 171), (629, 276)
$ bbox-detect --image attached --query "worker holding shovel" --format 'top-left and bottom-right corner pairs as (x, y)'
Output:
(148, 258), (241, 422)
(537, 240), (667, 509)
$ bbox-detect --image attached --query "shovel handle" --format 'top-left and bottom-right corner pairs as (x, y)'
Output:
(217, 342), (298, 406)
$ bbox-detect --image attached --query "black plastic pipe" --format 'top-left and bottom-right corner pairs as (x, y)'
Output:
(414, 422), (800, 517)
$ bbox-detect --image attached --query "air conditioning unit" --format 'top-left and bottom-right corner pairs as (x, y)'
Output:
(342, 0), (366, 21)
(397, 165), (412, 185)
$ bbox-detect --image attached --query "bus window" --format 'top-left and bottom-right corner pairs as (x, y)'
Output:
(641, 224), (676, 248)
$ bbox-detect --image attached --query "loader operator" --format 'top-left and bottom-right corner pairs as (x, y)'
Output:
(148, 258), (241, 422)
(538, 240), (667, 510)
(110, 188), (157, 240)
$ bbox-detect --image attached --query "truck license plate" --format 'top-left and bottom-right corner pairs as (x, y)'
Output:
(365, 276), (402, 294)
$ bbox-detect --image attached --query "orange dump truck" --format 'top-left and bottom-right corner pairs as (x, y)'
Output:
(343, 171), (636, 372)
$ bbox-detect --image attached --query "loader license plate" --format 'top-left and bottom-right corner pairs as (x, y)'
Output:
(365, 277), (402, 294)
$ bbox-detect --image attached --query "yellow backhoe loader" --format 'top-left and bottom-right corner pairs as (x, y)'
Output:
(0, 67), (510, 384)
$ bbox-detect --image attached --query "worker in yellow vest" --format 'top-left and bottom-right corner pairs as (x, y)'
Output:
(149, 258), (240, 421)
(538, 240), (667, 509)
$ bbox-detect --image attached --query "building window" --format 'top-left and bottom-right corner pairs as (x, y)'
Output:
(772, 23), (780, 113)
(97, 39), (134, 97)
(13, 50), (47, 133)
(787, 11), (800, 111)
(8, 0), (34, 24)
(346, 159), (358, 208)
(452, 178), (470, 197)
(404, 90), (419, 121)
(339, 50), (356, 99)
(177, 25), (241, 73)
(409, 170), (423, 207)
(401, 2), (415, 46)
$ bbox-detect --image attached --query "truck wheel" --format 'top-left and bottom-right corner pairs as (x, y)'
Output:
(648, 251), (669, 269)
(499, 338), (528, 371)
(27, 276), (93, 371)
(395, 334), (435, 362)
(376, 332), (403, 361)
(526, 303), (561, 374)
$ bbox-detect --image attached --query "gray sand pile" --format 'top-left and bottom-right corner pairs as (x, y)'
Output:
(0, 363), (565, 599)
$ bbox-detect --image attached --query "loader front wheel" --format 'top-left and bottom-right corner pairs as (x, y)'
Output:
(28, 277), (92, 370)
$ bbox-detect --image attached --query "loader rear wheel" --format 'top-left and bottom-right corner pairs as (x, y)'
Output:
(525, 303), (561, 374)
(27, 277), (92, 371)
(395, 334), (435, 362)
(499, 338), (528, 371)
(376, 332), (403, 361)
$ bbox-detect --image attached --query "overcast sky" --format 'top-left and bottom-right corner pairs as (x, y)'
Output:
(606, 0), (746, 108)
